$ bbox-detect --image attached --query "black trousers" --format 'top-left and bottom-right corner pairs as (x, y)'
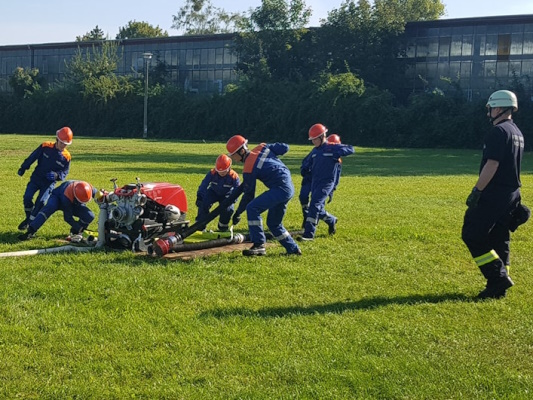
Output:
(461, 186), (520, 279)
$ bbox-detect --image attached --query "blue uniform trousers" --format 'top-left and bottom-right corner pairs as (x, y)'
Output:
(30, 194), (95, 234)
(23, 179), (55, 222)
(303, 184), (337, 238)
(246, 187), (299, 253)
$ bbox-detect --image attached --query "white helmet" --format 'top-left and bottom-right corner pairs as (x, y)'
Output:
(486, 90), (518, 111)
(164, 205), (181, 221)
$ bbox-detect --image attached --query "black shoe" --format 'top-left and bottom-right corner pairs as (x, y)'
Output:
(18, 219), (29, 231)
(297, 235), (313, 242)
(477, 276), (514, 299)
(285, 248), (302, 256)
(328, 218), (337, 235)
(243, 244), (266, 256)
(18, 231), (36, 241)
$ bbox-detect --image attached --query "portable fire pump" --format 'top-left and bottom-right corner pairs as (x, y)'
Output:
(97, 178), (189, 250)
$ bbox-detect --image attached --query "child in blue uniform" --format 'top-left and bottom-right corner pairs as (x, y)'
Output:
(300, 124), (354, 241)
(18, 180), (96, 241)
(17, 127), (73, 230)
(196, 154), (240, 231)
(226, 135), (301, 256)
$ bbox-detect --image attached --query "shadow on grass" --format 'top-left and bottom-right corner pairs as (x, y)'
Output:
(200, 293), (473, 319)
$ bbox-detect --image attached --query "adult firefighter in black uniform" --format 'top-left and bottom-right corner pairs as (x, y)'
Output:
(462, 90), (525, 299)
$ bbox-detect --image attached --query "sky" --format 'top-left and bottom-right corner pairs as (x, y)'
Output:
(1, 0), (533, 46)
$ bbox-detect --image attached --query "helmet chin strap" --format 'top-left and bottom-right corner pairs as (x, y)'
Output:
(489, 107), (510, 124)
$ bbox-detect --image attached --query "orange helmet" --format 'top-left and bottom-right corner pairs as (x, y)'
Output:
(56, 127), (73, 145)
(308, 124), (327, 140)
(215, 154), (232, 173)
(226, 135), (248, 156)
(73, 181), (93, 203)
(327, 134), (341, 144)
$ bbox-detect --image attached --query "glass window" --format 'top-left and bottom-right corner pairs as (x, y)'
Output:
(208, 48), (215, 65)
(485, 34), (498, 56)
(172, 49), (178, 67)
(186, 49), (193, 65)
(427, 38), (438, 58)
(437, 61), (450, 78)
(484, 61), (496, 77)
(439, 36), (451, 58)
(193, 49), (200, 68)
(510, 33), (523, 55)
(450, 35), (462, 57)
(509, 61), (521, 76)
(223, 48), (232, 64)
(416, 38), (428, 58)
(449, 61), (460, 79)
(523, 33), (533, 55)
(497, 34), (511, 61)
(460, 61), (472, 78)
(462, 35), (473, 56)
(496, 61), (509, 77)
(215, 48), (223, 66)
(405, 40), (416, 58)
(522, 60), (533, 76)
(200, 48), (208, 66)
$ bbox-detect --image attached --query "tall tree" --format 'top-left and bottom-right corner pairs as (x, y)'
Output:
(116, 21), (169, 40)
(64, 41), (133, 104)
(235, 0), (312, 83)
(317, 0), (445, 92)
(172, 0), (244, 35)
(76, 25), (107, 42)
(9, 67), (45, 98)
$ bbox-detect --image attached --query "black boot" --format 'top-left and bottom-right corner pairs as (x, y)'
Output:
(17, 219), (29, 231)
(478, 276), (514, 299)
(18, 227), (36, 241)
(243, 244), (266, 256)
(478, 262), (513, 299)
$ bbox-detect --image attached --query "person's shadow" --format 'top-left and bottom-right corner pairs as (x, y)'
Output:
(199, 293), (472, 319)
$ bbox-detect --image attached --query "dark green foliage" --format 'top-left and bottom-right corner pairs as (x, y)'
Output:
(116, 21), (168, 40)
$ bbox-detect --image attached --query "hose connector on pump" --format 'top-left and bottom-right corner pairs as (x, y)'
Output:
(153, 234), (183, 257)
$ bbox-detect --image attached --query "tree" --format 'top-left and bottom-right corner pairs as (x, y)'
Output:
(235, 0), (312, 83)
(116, 21), (169, 40)
(172, 0), (245, 35)
(9, 67), (45, 98)
(64, 41), (133, 104)
(317, 0), (445, 93)
(76, 25), (107, 42)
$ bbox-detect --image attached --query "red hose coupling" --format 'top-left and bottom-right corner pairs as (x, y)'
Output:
(153, 234), (182, 257)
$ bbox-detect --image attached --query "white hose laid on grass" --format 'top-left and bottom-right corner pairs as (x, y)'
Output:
(0, 245), (94, 258)
(0, 205), (109, 258)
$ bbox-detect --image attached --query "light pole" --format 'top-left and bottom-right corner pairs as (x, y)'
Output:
(142, 52), (153, 139)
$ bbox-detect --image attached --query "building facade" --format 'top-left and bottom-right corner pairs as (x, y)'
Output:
(0, 34), (238, 93)
(402, 14), (533, 100)
(1, 14), (533, 99)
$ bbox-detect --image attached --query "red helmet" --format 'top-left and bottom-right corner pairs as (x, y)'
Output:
(226, 135), (248, 156)
(74, 181), (93, 203)
(56, 127), (73, 145)
(308, 124), (327, 140)
(215, 154), (232, 173)
(327, 134), (341, 144)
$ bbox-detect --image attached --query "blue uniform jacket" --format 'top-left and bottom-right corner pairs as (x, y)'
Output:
(196, 169), (240, 203)
(310, 143), (354, 191)
(20, 141), (71, 182)
(236, 143), (293, 215)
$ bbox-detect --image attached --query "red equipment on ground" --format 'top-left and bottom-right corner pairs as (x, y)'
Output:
(98, 178), (189, 250)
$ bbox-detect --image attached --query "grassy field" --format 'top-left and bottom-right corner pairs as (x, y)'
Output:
(1, 134), (532, 399)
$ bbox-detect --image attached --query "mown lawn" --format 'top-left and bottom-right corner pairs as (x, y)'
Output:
(1, 134), (532, 399)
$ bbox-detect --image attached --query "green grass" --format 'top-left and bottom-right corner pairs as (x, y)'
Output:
(1, 134), (533, 399)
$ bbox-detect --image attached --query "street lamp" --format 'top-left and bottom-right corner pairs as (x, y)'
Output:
(142, 52), (153, 139)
